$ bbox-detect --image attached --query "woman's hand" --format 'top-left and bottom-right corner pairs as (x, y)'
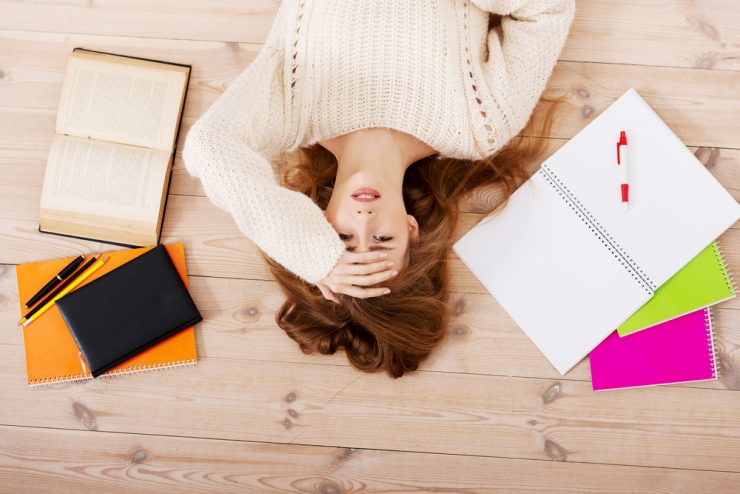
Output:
(317, 251), (398, 303)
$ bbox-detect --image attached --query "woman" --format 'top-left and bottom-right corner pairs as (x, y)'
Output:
(183, 0), (575, 377)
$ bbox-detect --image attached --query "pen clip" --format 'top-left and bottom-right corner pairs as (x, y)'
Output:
(616, 130), (627, 165)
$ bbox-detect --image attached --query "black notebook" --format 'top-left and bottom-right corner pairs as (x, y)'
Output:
(56, 244), (203, 377)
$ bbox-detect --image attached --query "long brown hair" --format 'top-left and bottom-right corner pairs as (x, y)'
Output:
(264, 97), (562, 378)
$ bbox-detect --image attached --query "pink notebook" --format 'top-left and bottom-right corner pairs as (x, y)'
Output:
(589, 307), (719, 391)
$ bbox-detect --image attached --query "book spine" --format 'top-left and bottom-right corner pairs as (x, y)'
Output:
(539, 163), (656, 295)
(704, 307), (721, 379)
(711, 240), (737, 296)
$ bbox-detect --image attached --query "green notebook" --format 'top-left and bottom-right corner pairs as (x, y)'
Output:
(617, 241), (736, 336)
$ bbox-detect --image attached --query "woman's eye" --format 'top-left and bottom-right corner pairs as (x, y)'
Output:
(338, 233), (352, 240)
(374, 235), (393, 242)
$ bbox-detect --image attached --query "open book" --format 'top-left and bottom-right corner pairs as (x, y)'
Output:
(454, 89), (740, 374)
(39, 48), (191, 247)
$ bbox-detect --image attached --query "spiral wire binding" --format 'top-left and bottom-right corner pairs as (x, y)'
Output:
(542, 164), (657, 291)
(28, 359), (198, 388)
(539, 164), (654, 295)
(704, 307), (721, 379)
(711, 240), (737, 295)
(29, 373), (91, 387)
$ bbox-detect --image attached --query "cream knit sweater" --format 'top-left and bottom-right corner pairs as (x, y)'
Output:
(182, 0), (575, 284)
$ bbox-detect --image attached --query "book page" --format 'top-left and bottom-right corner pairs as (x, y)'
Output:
(40, 134), (171, 224)
(56, 53), (187, 151)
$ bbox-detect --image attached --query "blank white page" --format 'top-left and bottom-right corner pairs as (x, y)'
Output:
(547, 89), (740, 289)
(453, 171), (651, 375)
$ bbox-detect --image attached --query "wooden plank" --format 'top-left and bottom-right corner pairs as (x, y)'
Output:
(562, 0), (740, 71)
(2, 1), (740, 71)
(536, 61), (740, 148)
(0, 2), (278, 45)
(0, 30), (261, 114)
(1, 343), (739, 472)
(2, 425), (739, 494)
(1, 30), (740, 147)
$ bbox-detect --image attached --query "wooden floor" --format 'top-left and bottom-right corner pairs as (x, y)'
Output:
(1, 1), (740, 492)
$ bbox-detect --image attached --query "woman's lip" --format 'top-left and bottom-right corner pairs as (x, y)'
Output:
(351, 188), (381, 202)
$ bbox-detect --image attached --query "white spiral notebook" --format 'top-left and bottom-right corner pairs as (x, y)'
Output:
(454, 89), (740, 374)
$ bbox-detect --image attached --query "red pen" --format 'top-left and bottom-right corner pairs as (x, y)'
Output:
(616, 130), (630, 208)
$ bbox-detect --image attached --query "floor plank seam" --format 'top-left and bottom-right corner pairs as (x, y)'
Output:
(0, 343), (732, 392)
(2, 422), (739, 475)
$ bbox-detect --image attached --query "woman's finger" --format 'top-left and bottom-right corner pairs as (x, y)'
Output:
(316, 283), (340, 303)
(322, 279), (339, 294)
(343, 251), (389, 264)
(345, 268), (398, 286)
(343, 259), (394, 276)
(339, 285), (391, 299)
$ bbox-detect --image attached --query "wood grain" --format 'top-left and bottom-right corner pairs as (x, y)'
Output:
(2, 1), (739, 70)
(1, 343), (740, 472)
(2, 1), (740, 488)
(3, 425), (740, 494)
(562, 0), (740, 70)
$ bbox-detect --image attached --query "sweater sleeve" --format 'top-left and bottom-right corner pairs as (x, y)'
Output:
(182, 5), (346, 285)
(473, 0), (575, 137)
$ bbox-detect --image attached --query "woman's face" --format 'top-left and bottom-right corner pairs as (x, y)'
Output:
(325, 170), (419, 269)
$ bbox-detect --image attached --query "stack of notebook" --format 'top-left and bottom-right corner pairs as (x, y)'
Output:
(589, 240), (735, 390)
(454, 89), (740, 390)
(15, 243), (201, 387)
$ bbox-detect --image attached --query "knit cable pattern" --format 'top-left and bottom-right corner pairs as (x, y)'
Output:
(182, 0), (575, 284)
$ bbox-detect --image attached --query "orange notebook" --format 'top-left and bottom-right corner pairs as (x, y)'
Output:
(16, 242), (198, 386)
